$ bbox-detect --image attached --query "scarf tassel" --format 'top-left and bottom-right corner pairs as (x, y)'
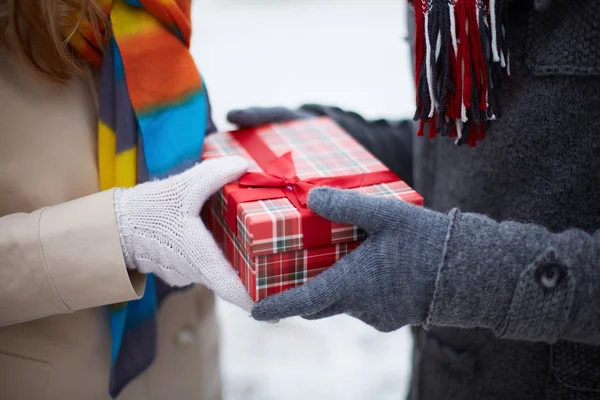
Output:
(411, 0), (509, 146)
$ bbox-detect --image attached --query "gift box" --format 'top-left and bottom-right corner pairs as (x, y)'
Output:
(202, 117), (423, 301)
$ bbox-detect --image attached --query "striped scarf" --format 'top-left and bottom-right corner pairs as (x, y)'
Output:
(66, 0), (208, 397)
(409, 0), (510, 146)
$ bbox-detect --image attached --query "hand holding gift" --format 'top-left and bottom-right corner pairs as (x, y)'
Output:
(202, 117), (423, 303)
(114, 156), (255, 312)
(251, 187), (450, 332)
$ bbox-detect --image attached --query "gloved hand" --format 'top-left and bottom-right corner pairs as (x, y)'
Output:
(227, 106), (315, 128)
(251, 187), (451, 331)
(113, 156), (254, 313)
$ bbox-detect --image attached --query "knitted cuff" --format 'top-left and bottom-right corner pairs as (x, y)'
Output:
(424, 211), (577, 343)
(113, 188), (137, 271)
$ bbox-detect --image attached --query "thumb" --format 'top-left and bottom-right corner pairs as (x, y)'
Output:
(183, 156), (249, 209)
(194, 226), (255, 313)
(206, 256), (255, 314)
(308, 187), (388, 232)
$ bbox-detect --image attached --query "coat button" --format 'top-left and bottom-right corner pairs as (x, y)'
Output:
(535, 263), (562, 290)
(174, 324), (196, 348)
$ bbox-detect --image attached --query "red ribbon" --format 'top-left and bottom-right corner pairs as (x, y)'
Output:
(238, 151), (391, 206)
(224, 124), (400, 252)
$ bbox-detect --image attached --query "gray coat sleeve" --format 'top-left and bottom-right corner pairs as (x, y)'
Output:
(425, 210), (600, 345)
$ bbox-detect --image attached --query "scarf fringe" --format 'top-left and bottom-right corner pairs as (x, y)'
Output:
(411, 0), (509, 146)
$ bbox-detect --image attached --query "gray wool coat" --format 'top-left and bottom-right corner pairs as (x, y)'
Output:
(302, 0), (600, 398)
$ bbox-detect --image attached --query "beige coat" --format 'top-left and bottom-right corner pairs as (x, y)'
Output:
(0, 49), (221, 399)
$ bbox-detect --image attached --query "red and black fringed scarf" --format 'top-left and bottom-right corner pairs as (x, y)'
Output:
(410, 0), (510, 146)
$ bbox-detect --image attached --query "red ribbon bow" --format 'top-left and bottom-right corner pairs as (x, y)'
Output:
(222, 122), (401, 251)
(238, 152), (368, 206)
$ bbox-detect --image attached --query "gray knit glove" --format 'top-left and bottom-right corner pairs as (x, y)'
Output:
(251, 187), (451, 332)
(227, 107), (314, 127)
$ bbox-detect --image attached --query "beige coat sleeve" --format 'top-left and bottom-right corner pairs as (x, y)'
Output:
(0, 190), (146, 327)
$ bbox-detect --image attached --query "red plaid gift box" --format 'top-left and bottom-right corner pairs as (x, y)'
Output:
(202, 117), (423, 301)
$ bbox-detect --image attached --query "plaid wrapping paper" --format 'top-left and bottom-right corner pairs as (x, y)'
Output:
(203, 202), (362, 301)
(203, 117), (423, 259)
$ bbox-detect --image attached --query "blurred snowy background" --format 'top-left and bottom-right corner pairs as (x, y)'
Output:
(190, 1), (415, 399)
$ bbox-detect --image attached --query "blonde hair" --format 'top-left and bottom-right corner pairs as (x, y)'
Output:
(0, 0), (108, 84)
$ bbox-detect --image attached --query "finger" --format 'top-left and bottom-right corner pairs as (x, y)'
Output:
(251, 240), (369, 321)
(183, 155), (249, 208)
(302, 303), (345, 320)
(227, 107), (312, 128)
(193, 226), (254, 313)
(251, 263), (344, 321)
(307, 187), (392, 232)
(210, 264), (254, 314)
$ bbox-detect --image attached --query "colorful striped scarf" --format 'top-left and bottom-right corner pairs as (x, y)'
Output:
(66, 0), (208, 397)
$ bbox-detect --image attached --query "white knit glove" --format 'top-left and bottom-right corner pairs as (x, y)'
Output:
(113, 156), (254, 313)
